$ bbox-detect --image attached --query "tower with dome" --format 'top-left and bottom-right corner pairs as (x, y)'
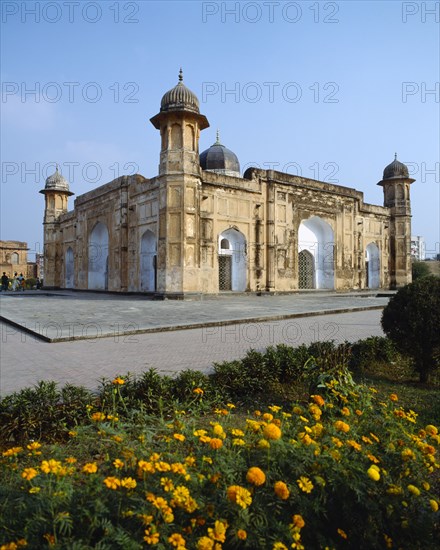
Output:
(40, 72), (414, 295)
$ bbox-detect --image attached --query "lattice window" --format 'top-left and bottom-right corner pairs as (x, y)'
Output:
(219, 255), (232, 291)
(298, 250), (314, 289)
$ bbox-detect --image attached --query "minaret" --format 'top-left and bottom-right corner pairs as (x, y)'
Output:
(150, 70), (209, 297)
(39, 166), (74, 288)
(377, 154), (415, 288)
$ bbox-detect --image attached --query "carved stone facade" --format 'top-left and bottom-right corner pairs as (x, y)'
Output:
(0, 241), (39, 279)
(40, 74), (414, 296)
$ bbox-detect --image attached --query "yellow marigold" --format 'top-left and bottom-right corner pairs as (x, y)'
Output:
(209, 438), (223, 450)
(65, 456), (77, 464)
(273, 543), (288, 550)
(407, 484), (420, 496)
(233, 438), (245, 446)
(29, 487), (41, 494)
(143, 528), (160, 545)
(113, 458), (124, 469)
(197, 537), (214, 550)
(338, 528), (348, 539)
(297, 476), (314, 493)
(429, 499), (439, 512)
(193, 387), (204, 395)
(2, 447), (23, 457)
(263, 423), (282, 440)
(389, 393), (398, 402)
(309, 404), (322, 420)
(120, 477), (137, 489)
(21, 468), (38, 481)
(174, 433), (186, 442)
(341, 407), (350, 416)
(367, 466), (380, 481)
(112, 377), (125, 385)
(26, 442), (42, 452)
(104, 476), (121, 489)
(334, 420), (350, 433)
(257, 438), (270, 449)
(347, 439), (362, 452)
(262, 413), (273, 422)
(82, 462), (98, 474)
(401, 448), (416, 461)
(246, 466), (266, 486)
(168, 533), (186, 547)
(311, 394), (325, 407)
(274, 481), (290, 500)
(40, 459), (63, 475)
(226, 485), (252, 509)
(208, 520), (228, 543)
(237, 529), (247, 540)
(367, 453), (380, 464)
(425, 424), (438, 436)
(91, 412), (106, 422)
(292, 514), (305, 529)
(212, 424), (226, 438)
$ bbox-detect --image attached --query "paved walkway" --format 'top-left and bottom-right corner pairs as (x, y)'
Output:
(0, 291), (388, 396)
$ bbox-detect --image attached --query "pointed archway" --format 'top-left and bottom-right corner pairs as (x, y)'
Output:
(140, 230), (157, 291)
(65, 247), (74, 288)
(218, 228), (247, 291)
(88, 222), (109, 290)
(298, 216), (334, 289)
(366, 242), (380, 289)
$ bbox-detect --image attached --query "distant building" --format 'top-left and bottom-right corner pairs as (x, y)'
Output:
(0, 240), (39, 279)
(40, 72), (415, 296)
(411, 236), (425, 261)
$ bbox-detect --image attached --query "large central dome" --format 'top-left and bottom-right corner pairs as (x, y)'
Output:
(160, 69), (200, 114)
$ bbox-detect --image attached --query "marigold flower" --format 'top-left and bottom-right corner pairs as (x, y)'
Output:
(168, 533), (186, 547)
(407, 484), (420, 496)
(143, 528), (159, 545)
(91, 412), (106, 422)
(103, 476), (121, 489)
(209, 438), (223, 450)
(112, 377), (125, 385)
(311, 394), (325, 407)
(174, 433), (186, 442)
(41, 459), (63, 475)
(341, 407), (350, 416)
(26, 441), (42, 452)
(212, 424), (226, 439)
(292, 514), (305, 529)
(82, 462), (98, 474)
(233, 438), (245, 446)
(429, 499), (439, 512)
(257, 438), (270, 449)
(2, 447), (23, 457)
(273, 543), (288, 550)
(338, 528), (348, 539)
(367, 466), (380, 481)
(274, 481), (290, 499)
(246, 466), (266, 486)
(197, 537), (214, 550)
(334, 420), (350, 433)
(237, 529), (247, 540)
(29, 487), (41, 494)
(227, 485), (252, 509)
(297, 476), (314, 493)
(262, 413), (273, 422)
(309, 404), (322, 420)
(347, 439), (362, 451)
(263, 423), (282, 440)
(208, 520), (228, 543)
(193, 387), (204, 395)
(113, 458), (124, 469)
(21, 468), (38, 481)
(425, 424), (438, 436)
(389, 393), (398, 402)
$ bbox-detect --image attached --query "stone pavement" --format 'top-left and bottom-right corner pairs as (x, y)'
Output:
(0, 291), (389, 396)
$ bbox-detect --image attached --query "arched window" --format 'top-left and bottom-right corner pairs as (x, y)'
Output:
(88, 222), (109, 290)
(65, 247), (74, 288)
(11, 252), (19, 264)
(298, 216), (335, 289)
(365, 243), (380, 289)
(140, 230), (157, 291)
(218, 229), (247, 291)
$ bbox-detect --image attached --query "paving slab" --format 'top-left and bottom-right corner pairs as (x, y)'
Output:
(0, 290), (390, 342)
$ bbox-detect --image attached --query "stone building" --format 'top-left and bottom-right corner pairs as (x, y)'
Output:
(0, 240), (38, 279)
(40, 71), (414, 296)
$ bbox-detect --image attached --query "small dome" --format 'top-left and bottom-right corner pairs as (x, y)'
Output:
(160, 69), (200, 114)
(44, 166), (71, 192)
(200, 131), (240, 177)
(383, 154), (409, 180)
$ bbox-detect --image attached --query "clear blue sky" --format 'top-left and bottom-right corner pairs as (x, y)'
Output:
(1, 0), (439, 258)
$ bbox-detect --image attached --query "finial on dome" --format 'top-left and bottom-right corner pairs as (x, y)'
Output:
(178, 68), (183, 82)
(394, 152), (397, 160)
(56, 163), (59, 172)
(215, 129), (221, 145)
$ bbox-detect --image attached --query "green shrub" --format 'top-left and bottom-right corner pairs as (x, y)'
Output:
(382, 276), (440, 383)
(349, 336), (398, 372)
(412, 260), (431, 280)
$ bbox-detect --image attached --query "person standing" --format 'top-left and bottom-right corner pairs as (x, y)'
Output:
(1, 272), (8, 291)
(18, 273), (25, 291)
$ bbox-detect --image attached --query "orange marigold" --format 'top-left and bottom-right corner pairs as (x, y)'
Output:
(263, 423), (282, 440)
(246, 466), (266, 486)
(274, 481), (290, 499)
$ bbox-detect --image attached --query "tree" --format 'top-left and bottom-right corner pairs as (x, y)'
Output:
(381, 276), (440, 383)
(411, 260), (430, 280)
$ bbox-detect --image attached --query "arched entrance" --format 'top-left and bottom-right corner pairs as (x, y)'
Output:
(298, 250), (315, 289)
(218, 228), (247, 291)
(65, 247), (74, 288)
(298, 216), (334, 289)
(88, 222), (109, 290)
(140, 230), (157, 291)
(366, 242), (380, 289)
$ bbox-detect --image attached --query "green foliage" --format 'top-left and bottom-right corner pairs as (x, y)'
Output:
(0, 382), (438, 549)
(349, 336), (399, 373)
(382, 276), (440, 383)
(412, 260), (431, 280)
